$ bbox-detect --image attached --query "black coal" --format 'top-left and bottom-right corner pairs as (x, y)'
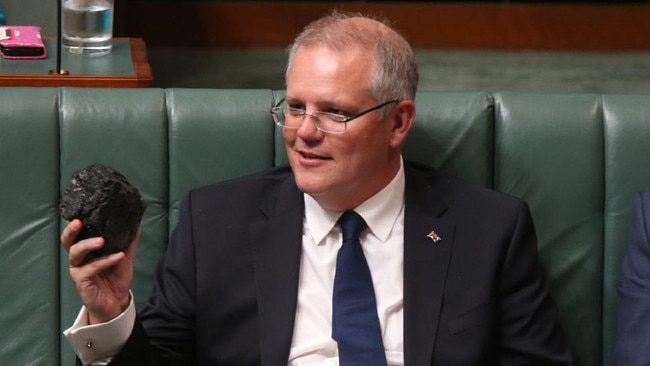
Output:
(60, 163), (146, 259)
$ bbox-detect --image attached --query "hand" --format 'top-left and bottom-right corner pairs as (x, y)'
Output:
(62, 219), (141, 324)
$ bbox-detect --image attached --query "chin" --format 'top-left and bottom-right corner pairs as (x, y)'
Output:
(294, 175), (324, 195)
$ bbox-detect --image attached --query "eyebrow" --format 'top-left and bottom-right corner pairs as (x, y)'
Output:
(285, 97), (357, 112)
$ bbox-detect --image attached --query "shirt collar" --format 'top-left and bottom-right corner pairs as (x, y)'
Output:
(304, 158), (405, 244)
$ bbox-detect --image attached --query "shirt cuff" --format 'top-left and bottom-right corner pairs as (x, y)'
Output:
(63, 292), (136, 366)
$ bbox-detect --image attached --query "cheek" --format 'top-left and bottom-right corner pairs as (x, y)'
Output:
(283, 129), (297, 144)
(358, 127), (393, 155)
(332, 135), (378, 170)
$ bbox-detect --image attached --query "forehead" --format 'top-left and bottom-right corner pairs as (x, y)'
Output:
(286, 45), (375, 103)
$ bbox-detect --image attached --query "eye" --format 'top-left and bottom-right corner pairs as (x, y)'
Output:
(319, 111), (348, 123)
(286, 103), (306, 116)
(324, 108), (350, 118)
(287, 102), (305, 110)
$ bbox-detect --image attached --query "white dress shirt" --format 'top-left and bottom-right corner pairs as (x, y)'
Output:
(64, 292), (136, 365)
(65, 160), (406, 366)
(288, 160), (405, 366)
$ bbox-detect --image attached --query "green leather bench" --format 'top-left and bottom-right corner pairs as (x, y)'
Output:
(1, 87), (649, 366)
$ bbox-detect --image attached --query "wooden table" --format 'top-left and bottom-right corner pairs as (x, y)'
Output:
(0, 38), (152, 87)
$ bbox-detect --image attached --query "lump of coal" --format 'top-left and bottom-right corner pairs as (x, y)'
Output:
(60, 163), (146, 259)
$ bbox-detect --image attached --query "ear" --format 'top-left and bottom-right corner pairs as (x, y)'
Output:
(389, 100), (416, 148)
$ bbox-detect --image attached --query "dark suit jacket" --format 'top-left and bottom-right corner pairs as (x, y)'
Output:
(108, 162), (571, 366)
(609, 188), (650, 366)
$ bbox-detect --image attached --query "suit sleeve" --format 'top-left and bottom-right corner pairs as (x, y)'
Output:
(609, 190), (650, 366)
(497, 200), (573, 365)
(103, 317), (159, 365)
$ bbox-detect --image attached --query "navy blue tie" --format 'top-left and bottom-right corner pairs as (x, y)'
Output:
(332, 211), (387, 366)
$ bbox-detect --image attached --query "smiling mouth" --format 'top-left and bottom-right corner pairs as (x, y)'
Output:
(299, 151), (328, 160)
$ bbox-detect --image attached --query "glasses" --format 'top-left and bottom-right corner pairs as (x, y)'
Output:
(270, 98), (400, 134)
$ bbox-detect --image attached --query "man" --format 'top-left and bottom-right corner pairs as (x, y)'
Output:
(62, 12), (572, 365)
(609, 188), (650, 365)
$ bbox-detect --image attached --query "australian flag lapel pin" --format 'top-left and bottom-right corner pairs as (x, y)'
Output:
(426, 230), (442, 244)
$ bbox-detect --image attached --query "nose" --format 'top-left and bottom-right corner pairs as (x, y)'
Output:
(296, 113), (324, 138)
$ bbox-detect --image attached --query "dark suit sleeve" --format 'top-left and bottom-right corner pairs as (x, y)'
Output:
(103, 317), (159, 366)
(497, 200), (573, 365)
(609, 189), (650, 366)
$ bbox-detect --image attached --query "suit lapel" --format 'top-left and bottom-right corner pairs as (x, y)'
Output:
(250, 177), (304, 366)
(403, 165), (456, 366)
(247, 164), (456, 366)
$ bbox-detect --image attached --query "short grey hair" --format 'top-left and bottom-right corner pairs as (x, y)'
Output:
(286, 11), (419, 103)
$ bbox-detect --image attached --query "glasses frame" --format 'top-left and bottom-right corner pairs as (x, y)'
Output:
(270, 98), (400, 134)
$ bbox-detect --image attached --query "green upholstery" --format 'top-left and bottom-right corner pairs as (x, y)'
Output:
(57, 87), (169, 365)
(0, 87), (648, 366)
(494, 93), (605, 366)
(0, 88), (59, 366)
(602, 95), (650, 357)
(166, 89), (276, 224)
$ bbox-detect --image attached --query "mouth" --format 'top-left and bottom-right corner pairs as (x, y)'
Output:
(297, 150), (330, 161)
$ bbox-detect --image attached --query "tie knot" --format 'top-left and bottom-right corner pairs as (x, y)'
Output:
(338, 211), (367, 242)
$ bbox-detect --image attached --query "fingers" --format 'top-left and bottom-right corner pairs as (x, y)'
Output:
(62, 219), (106, 267)
(61, 219), (83, 251)
(63, 221), (142, 267)
(70, 251), (125, 278)
(63, 222), (140, 323)
(68, 236), (106, 268)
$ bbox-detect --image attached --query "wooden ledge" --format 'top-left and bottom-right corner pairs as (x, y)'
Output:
(122, 2), (650, 51)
